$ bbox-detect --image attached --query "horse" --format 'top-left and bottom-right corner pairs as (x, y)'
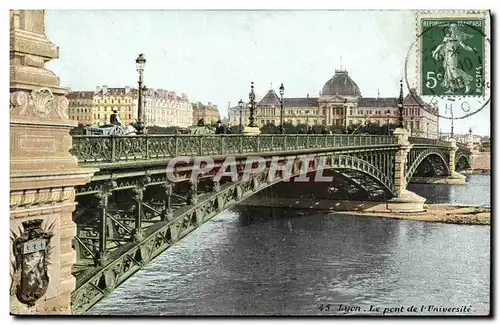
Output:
(124, 124), (137, 136)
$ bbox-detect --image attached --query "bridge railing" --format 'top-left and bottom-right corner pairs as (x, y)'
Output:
(71, 134), (397, 164)
(456, 141), (469, 150)
(408, 136), (450, 147)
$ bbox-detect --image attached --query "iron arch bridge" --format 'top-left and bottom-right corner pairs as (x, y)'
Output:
(69, 133), (470, 313)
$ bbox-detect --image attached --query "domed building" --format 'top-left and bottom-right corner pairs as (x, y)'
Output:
(248, 68), (439, 138)
(319, 69), (362, 128)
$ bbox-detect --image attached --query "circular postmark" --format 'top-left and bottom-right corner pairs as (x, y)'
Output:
(404, 16), (490, 121)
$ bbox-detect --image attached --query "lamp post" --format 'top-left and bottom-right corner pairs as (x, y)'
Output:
(279, 83), (285, 134)
(238, 99), (244, 133)
(135, 54), (146, 134)
(426, 121), (429, 138)
(450, 108), (455, 139)
(397, 79), (404, 128)
(248, 82), (256, 127)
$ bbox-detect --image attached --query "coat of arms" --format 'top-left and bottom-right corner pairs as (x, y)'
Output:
(11, 219), (54, 307)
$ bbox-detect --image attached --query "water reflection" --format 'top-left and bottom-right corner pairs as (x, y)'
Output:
(408, 174), (490, 206)
(90, 204), (490, 315)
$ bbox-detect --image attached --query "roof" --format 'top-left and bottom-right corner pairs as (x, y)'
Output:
(283, 97), (319, 108)
(358, 97), (398, 108)
(67, 91), (95, 99)
(258, 90), (281, 107)
(321, 70), (362, 97)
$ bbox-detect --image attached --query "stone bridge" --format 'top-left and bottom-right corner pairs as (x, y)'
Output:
(68, 131), (471, 313)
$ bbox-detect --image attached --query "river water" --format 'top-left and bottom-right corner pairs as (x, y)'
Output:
(89, 175), (490, 316)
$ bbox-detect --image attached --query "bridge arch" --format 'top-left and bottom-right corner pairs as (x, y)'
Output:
(455, 152), (471, 171)
(71, 154), (397, 313)
(405, 149), (450, 185)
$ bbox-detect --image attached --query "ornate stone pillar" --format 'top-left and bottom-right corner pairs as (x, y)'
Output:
(392, 128), (411, 197)
(10, 10), (96, 314)
(448, 138), (458, 175)
(446, 139), (467, 183)
(387, 128), (426, 213)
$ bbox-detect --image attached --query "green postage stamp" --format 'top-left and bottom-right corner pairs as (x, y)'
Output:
(416, 11), (490, 97)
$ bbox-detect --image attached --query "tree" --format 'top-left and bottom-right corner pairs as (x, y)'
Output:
(228, 125), (241, 134)
(260, 123), (279, 134)
(282, 122), (297, 134)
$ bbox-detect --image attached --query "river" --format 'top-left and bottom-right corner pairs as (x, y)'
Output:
(89, 174), (490, 316)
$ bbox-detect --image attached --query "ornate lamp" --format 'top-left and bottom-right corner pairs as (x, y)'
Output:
(238, 99), (244, 133)
(279, 83), (285, 134)
(135, 54), (146, 134)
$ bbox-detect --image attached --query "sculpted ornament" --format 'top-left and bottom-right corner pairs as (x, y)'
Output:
(10, 219), (54, 307)
(10, 88), (70, 120)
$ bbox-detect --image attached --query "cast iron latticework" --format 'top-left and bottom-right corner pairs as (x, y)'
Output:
(70, 133), (472, 314)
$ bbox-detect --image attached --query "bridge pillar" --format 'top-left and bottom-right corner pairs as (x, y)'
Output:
(10, 10), (96, 314)
(445, 138), (467, 184)
(387, 128), (426, 212)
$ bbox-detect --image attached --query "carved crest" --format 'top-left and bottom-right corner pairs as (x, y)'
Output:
(10, 88), (70, 120)
(11, 219), (54, 307)
(31, 88), (54, 115)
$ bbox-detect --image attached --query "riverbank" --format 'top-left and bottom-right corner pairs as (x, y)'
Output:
(339, 204), (490, 225)
(461, 169), (490, 175)
(239, 196), (490, 225)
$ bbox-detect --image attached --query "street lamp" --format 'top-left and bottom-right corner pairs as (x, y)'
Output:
(135, 54), (146, 134)
(238, 99), (244, 133)
(279, 83), (285, 134)
(248, 82), (256, 127)
(397, 79), (404, 128)
(450, 108), (455, 139)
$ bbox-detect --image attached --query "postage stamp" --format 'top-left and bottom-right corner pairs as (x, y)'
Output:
(416, 11), (490, 97)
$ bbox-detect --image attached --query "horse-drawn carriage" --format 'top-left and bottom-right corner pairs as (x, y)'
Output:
(187, 125), (215, 135)
(84, 124), (136, 136)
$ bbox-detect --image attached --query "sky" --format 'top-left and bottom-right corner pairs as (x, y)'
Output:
(45, 10), (490, 136)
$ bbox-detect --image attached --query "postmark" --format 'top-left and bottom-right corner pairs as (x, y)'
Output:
(405, 10), (490, 121)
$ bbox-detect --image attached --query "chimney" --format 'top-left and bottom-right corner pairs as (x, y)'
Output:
(124, 86), (130, 94)
(102, 85), (108, 94)
(307, 94), (309, 98)
(208, 102), (212, 106)
(96, 86), (101, 92)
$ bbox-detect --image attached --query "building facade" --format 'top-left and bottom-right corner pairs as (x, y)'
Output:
(68, 86), (137, 126)
(255, 69), (439, 138)
(143, 89), (192, 128)
(228, 101), (250, 127)
(67, 85), (193, 128)
(192, 102), (220, 125)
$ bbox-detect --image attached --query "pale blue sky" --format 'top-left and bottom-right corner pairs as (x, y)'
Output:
(45, 10), (490, 135)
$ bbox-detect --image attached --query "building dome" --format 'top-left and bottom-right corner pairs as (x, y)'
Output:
(321, 70), (361, 97)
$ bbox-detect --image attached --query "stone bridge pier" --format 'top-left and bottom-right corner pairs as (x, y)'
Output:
(10, 10), (95, 314)
(386, 128), (426, 212)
